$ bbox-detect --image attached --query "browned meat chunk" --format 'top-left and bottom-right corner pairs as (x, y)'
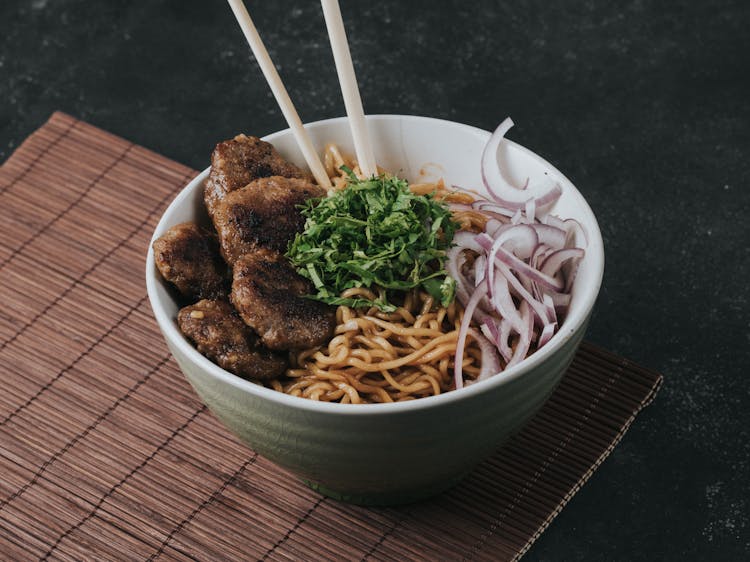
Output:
(231, 249), (335, 350)
(212, 176), (325, 265)
(204, 134), (312, 218)
(152, 222), (228, 300)
(178, 299), (288, 380)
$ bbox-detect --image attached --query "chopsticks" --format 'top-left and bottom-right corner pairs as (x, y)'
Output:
(227, 0), (378, 184)
(226, 0), (332, 189)
(320, 0), (377, 178)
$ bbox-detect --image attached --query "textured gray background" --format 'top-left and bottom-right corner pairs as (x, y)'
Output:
(2, 0), (749, 559)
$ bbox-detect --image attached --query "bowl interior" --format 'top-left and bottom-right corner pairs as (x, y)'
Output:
(147, 115), (604, 410)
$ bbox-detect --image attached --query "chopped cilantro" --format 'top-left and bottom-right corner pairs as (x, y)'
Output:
(286, 171), (458, 311)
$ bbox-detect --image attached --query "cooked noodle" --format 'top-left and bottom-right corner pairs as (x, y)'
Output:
(267, 145), (485, 403)
(270, 288), (483, 403)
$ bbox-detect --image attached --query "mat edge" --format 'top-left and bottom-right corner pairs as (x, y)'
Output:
(513, 367), (663, 561)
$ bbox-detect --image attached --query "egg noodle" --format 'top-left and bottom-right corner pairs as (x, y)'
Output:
(266, 145), (491, 403)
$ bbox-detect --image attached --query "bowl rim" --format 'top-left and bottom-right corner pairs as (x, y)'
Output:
(146, 114), (604, 415)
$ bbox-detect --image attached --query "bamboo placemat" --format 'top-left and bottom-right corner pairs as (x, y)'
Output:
(0, 112), (662, 561)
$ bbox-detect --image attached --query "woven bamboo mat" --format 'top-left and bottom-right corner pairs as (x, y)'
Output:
(0, 112), (662, 561)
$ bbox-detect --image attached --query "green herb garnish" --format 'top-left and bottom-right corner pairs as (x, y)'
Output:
(286, 170), (458, 311)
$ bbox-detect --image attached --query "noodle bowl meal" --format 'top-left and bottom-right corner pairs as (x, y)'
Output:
(152, 118), (586, 404)
(146, 114), (603, 503)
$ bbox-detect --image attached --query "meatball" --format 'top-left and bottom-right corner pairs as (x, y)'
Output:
(177, 299), (288, 380)
(212, 176), (325, 265)
(204, 134), (311, 218)
(231, 249), (335, 350)
(152, 222), (228, 300)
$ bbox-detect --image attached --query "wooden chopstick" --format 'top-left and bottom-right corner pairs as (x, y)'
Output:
(226, 0), (332, 188)
(320, 0), (378, 178)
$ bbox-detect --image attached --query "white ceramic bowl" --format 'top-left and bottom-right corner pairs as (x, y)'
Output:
(146, 115), (604, 505)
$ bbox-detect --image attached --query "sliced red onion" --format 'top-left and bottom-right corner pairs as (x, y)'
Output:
(480, 118), (517, 196)
(538, 321), (557, 348)
(446, 247), (471, 307)
(529, 244), (547, 307)
(530, 243), (552, 274)
(506, 301), (534, 368)
(494, 183), (563, 213)
(490, 275), (524, 333)
(497, 318), (513, 361)
(480, 317), (499, 345)
(452, 230), (485, 253)
(476, 224), (538, 259)
(477, 226), (542, 309)
(481, 118), (565, 211)
(485, 218), (505, 236)
(564, 218), (589, 247)
(531, 224), (567, 250)
(466, 328), (502, 384)
(549, 291), (571, 308)
(525, 198), (536, 223)
(496, 260), (552, 327)
(543, 214), (565, 229)
(448, 117), (587, 388)
(533, 183), (564, 207)
(563, 257), (581, 293)
(473, 303), (517, 369)
(546, 215), (588, 248)
(542, 293), (557, 325)
(472, 201), (516, 218)
(446, 231), (485, 306)
(479, 318), (511, 363)
(474, 255), (487, 287)
(492, 246), (564, 292)
(474, 208), (514, 223)
(540, 248), (585, 278)
(454, 284), (488, 390)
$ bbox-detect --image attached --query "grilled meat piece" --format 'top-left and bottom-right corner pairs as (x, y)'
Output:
(204, 134), (311, 218)
(212, 176), (325, 265)
(231, 249), (335, 350)
(152, 222), (228, 300)
(178, 299), (288, 380)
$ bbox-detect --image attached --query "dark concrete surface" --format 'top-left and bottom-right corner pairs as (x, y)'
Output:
(2, 0), (748, 559)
